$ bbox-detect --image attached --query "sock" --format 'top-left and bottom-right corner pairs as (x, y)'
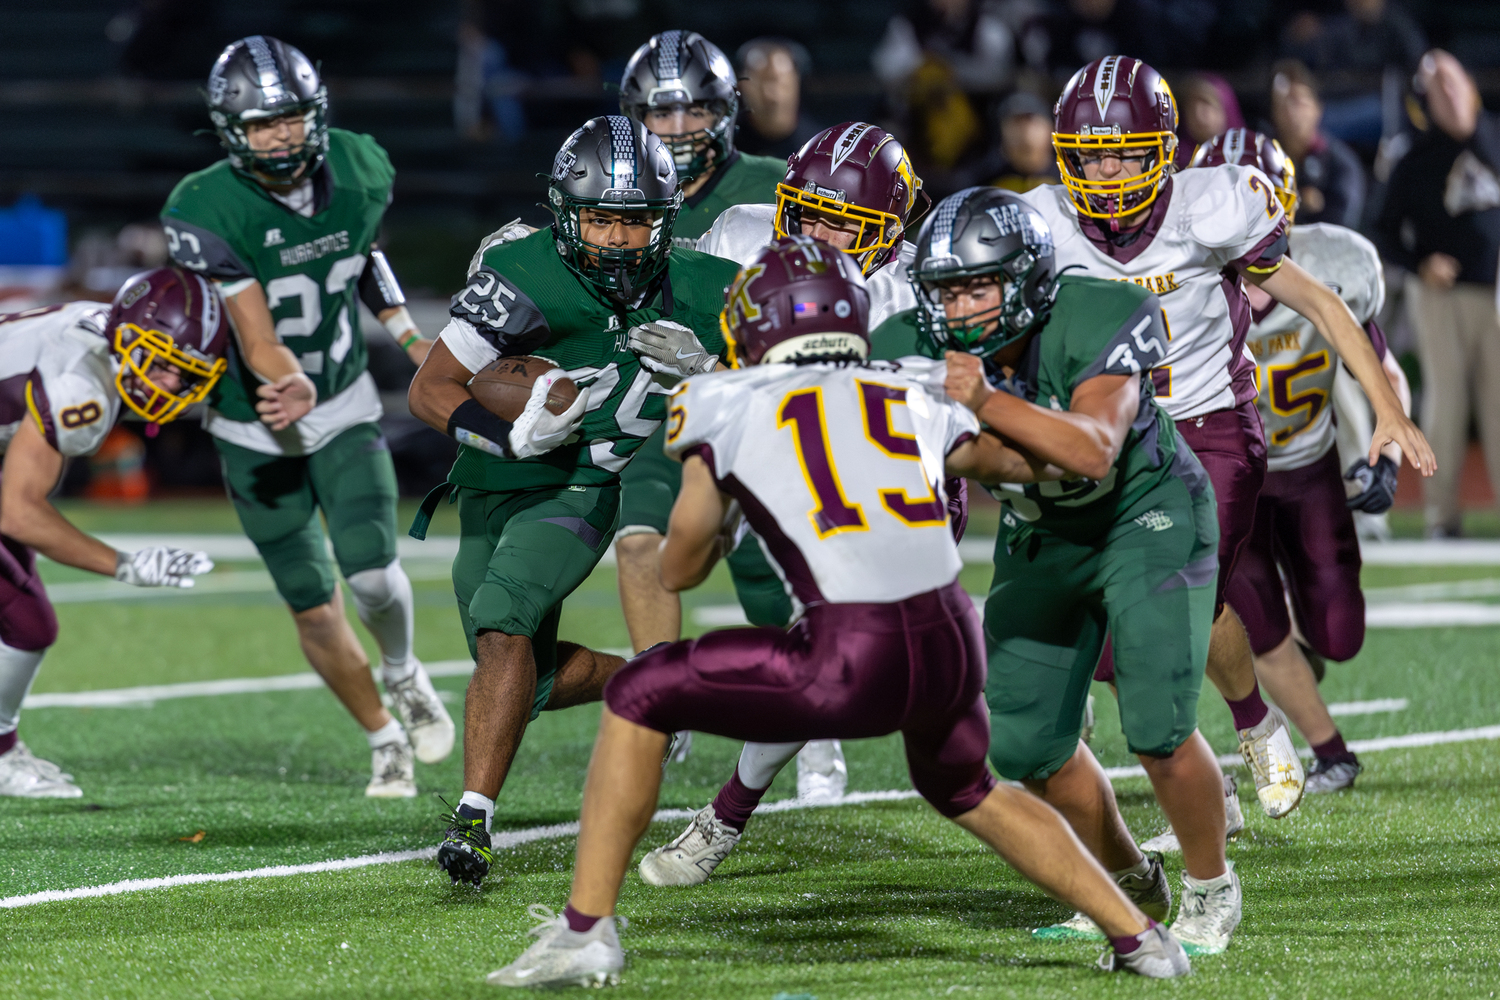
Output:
(1111, 919), (1158, 955)
(346, 561), (416, 683)
(459, 791), (495, 833)
(0, 640), (46, 734)
(564, 903), (601, 933)
(1312, 731), (1354, 763)
(1226, 687), (1270, 731)
(366, 718), (406, 749)
(1112, 856), (1153, 880)
(0, 728), (16, 756)
(711, 771), (768, 833)
(736, 741), (803, 789)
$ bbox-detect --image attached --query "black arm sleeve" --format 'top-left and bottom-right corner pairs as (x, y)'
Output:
(447, 398), (514, 458)
(358, 247), (407, 316)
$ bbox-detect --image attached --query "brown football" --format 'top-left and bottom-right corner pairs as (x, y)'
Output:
(468, 356), (579, 421)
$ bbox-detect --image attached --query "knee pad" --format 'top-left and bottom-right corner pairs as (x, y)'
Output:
(346, 559), (407, 614)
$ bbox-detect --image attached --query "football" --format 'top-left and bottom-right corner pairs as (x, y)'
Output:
(467, 355), (579, 421)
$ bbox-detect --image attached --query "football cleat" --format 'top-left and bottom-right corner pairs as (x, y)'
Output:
(486, 904), (624, 987)
(386, 661), (456, 764)
(365, 738), (416, 799)
(1097, 923), (1192, 978)
(1238, 705), (1305, 818)
(0, 741), (82, 799)
(1170, 861), (1242, 956)
(1305, 755), (1362, 793)
(1140, 772), (1244, 853)
(796, 740), (847, 803)
(638, 804), (741, 887)
(438, 804), (493, 886)
(1034, 852), (1171, 941)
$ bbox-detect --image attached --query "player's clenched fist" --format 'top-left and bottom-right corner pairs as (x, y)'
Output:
(509, 371), (589, 459)
(115, 546), (215, 588)
(944, 351), (995, 413)
(628, 320), (719, 379)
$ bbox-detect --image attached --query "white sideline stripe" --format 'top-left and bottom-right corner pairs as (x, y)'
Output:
(3, 728), (1496, 909)
(0, 790), (922, 911)
(1328, 698), (1407, 716)
(1358, 539), (1500, 565)
(45, 562), (455, 605)
(1099, 724), (1500, 779)
(87, 534), (619, 568)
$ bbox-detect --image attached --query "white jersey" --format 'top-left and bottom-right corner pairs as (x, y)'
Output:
(664, 357), (977, 610)
(1021, 165), (1289, 420)
(696, 203), (918, 330)
(1245, 223), (1385, 472)
(0, 302), (120, 459)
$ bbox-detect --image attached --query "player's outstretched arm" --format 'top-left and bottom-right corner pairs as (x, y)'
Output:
(658, 455), (734, 592)
(945, 352), (1138, 482)
(1250, 258), (1435, 476)
(220, 280), (317, 431)
(945, 430), (1064, 485)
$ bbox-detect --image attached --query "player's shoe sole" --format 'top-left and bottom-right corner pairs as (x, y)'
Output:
(438, 808), (493, 886)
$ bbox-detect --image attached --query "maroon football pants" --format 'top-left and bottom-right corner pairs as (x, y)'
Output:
(0, 533), (57, 652)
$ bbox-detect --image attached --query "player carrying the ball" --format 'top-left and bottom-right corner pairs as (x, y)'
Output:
(407, 115), (740, 887)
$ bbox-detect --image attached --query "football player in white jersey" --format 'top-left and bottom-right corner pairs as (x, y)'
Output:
(1023, 56), (1433, 818)
(0, 267), (226, 797)
(484, 237), (1191, 987)
(1198, 130), (1410, 794)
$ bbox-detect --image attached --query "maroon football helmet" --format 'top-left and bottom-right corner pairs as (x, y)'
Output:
(107, 267), (231, 423)
(774, 122), (923, 275)
(1052, 55), (1179, 224)
(1190, 127), (1298, 222)
(721, 236), (871, 367)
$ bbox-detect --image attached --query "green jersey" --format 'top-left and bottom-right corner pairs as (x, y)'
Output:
(161, 129), (394, 429)
(442, 228), (739, 492)
(673, 151), (785, 243)
(882, 275), (1207, 547)
(868, 308), (923, 361)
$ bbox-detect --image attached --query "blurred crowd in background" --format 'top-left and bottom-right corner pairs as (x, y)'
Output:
(0, 0), (1498, 534)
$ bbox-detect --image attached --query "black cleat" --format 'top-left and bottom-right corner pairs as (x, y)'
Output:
(437, 804), (492, 886)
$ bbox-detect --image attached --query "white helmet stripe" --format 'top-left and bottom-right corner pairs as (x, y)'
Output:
(244, 35), (287, 102)
(927, 187), (989, 259)
(607, 115), (638, 190)
(828, 122), (872, 174)
(653, 30), (684, 83)
(1093, 55), (1121, 120)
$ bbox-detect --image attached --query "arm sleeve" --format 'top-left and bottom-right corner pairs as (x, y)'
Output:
(1071, 291), (1168, 385)
(442, 263), (551, 373)
(33, 370), (115, 458)
(357, 247), (406, 315)
(662, 378), (739, 469)
(1212, 165), (1290, 274)
(160, 218), (255, 282)
(938, 397), (980, 454)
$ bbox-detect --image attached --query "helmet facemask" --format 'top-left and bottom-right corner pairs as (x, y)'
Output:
(212, 93), (329, 184)
(773, 182), (903, 275)
(113, 322), (228, 423)
(1053, 129), (1177, 226)
(913, 246), (1051, 360)
(550, 190), (681, 303)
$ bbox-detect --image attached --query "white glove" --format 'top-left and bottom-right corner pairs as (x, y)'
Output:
(115, 547), (214, 588)
(508, 370), (589, 459)
(628, 320), (719, 379)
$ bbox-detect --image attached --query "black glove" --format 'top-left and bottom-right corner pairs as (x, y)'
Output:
(1344, 454), (1399, 514)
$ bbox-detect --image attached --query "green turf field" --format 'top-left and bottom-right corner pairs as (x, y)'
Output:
(2, 498), (1499, 999)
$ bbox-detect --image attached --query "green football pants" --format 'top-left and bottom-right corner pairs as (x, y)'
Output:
(450, 483), (619, 720)
(984, 476), (1219, 781)
(216, 422), (398, 613)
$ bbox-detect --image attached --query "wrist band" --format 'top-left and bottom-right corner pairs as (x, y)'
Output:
(447, 397), (513, 459)
(399, 331), (422, 351)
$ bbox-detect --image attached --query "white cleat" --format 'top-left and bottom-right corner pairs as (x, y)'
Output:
(365, 738), (416, 798)
(638, 804), (741, 887)
(1170, 861), (1242, 956)
(1238, 705), (1305, 818)
(386, 661), (456, 764)
(1098, 923), (1192, 978)
(1140, 772), (1244, 853)
(796, 740), (847, 803)
(0, 741), (82, 798)
(1305, 756), (1362, 793)
(487, 905), (624, 987)
(1035, 853), (1171, 941)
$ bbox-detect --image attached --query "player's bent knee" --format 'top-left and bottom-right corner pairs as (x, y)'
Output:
(988, 733), (1077, 783)
(912, 766), (997, 818)
(345, 560), (406, 612)
(614, 531), (662, 565)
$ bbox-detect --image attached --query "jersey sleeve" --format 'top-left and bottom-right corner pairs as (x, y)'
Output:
(692, 204), (775, 265)
(441, 263), (552, 374)
(662, 376), (743, 475)
(31, 369), (116, 458)
(160, 216), (255, 283)
(933, 394), (981, 454)
(1193, 165), (1289, 275)
(1070, 288), (1168, 385)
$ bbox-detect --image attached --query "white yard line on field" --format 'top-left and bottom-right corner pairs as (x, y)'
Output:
(1327, 698), (1408, 716)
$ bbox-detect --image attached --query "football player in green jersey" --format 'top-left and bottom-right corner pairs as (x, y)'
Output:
(407, 115), (740, 886)
(613, 30), (789, 667)
(161, 36), (455, 799)
(912, 189), (1244, 956)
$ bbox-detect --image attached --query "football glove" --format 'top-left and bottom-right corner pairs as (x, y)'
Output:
(628, 320), (719, 379)
(508, 370), (589, 459)
(1345, 454), (1399, 514)
(115, 546), (214, 588)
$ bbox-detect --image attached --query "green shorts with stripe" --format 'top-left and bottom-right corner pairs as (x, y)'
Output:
(216, 422), (398, 613)
(984, 475), (1219, 781)
(620, 424), (793, 629)
(445, 483), (620, 720)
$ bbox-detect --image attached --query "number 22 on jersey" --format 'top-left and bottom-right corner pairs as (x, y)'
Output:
(775, 381), (948, 539)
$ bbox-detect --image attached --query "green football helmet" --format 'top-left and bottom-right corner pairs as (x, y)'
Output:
(206, 35), (328, 184)
(548, 116), (682, 303)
